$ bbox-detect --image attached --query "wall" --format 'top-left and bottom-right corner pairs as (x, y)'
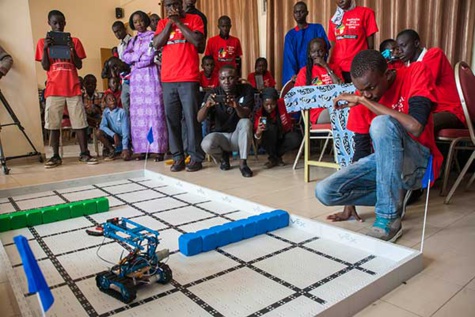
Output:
(120, 0), (162, 24)
(29, 0), (120, 89)
(0, 0), (44, 158)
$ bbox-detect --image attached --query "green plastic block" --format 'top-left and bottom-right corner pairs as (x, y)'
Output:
(70, 202), (84, 218)
(42, 206), (58, 224)
(96, 197), (109, 213)
(82, 199), (97, 215)
(0, 214), (11, 232)
(26, 209), (43, 226)
(56, 204), (71, 221)
(10, 211), (27, 230)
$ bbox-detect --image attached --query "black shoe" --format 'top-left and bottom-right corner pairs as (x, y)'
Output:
(170, 159), (185, 172)
(186, 161), (202, 172)
(220, 152), (231, 171)
(239, 164), (253, 177)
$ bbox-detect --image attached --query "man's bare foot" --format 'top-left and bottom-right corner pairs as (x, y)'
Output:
(326, 205), (363, 222)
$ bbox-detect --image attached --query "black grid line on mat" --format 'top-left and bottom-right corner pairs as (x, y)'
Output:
(3, 177), (386, 317)
(28, 227), (99, 317)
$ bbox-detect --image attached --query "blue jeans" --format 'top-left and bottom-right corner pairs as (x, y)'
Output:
(315, 115), (431, 219)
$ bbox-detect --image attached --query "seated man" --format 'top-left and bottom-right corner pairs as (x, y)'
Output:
(315, 50), (443, 242)
(198, 65), (254, 177)
(96, 92), (131, 161)
(396, 29), (466, 134)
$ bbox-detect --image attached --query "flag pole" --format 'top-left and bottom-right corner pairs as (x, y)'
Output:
(37, 293), (46, 317)
(144, 142), (150, 171)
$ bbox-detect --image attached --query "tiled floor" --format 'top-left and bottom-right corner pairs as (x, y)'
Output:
(0, 145), (475, 316)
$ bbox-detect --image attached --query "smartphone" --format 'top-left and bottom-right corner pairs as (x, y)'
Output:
(214, 94), (227, 103)
(259, 116), (267, 126)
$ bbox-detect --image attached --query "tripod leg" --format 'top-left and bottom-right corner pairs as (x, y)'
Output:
(0, 131), (10, 175)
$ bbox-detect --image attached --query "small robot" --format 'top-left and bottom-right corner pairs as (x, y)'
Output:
(95, 217), (172, 303)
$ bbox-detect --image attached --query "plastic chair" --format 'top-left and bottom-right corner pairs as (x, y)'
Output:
(292, 112), (333, 169)
(441, 61), (475, 203)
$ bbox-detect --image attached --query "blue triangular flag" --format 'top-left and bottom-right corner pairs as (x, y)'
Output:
(13, 235), (54, 313)
(421, 155), (433, 189)
(146, 127), (154, 144)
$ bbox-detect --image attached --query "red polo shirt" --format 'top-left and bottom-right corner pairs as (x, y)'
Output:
(295, 64), (343, 123)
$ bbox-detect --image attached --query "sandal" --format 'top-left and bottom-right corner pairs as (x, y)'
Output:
(135, 154), (147, 161)
(154, 153), (165, 162)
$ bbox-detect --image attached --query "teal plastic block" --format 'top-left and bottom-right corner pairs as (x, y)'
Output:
(82, 199), (97, 215)
(0, 214), (11, 232)
(96, 197), (109, 213)
(10, 211), (27, 230)
(56, 204), (70, 221)
(42, 206), (58, 224)
(70, 202), (84, 218)
(26, 209), (43, 226)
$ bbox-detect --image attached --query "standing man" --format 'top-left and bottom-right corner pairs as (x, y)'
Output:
(0, 44), (13, 79)
(111, 21), (132, 119)
(205, 16), (243, 77)
(282, 1), (330, 86)
(183, 0), (207, 53)
(154, 0), (205, 172)
(36, 10), (98, 167)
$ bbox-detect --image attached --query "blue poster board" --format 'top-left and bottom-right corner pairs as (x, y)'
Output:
(283, 84), (357, 167)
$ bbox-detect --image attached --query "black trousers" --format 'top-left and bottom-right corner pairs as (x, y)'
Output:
(261, 124), (302, 159)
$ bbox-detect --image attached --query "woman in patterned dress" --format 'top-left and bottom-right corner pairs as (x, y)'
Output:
(123, 11), (168, 161)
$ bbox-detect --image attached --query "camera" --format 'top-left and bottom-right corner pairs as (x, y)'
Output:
(213, 94), (227, 103)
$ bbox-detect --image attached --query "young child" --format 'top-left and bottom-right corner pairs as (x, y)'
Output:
(247, 57), (276, 91)
(82, 74), (103, 129)
(379, 39), (404, 70)
(199, 55), (219, 92)
(295, 38), (343, 124)
(103, 77), (122, 109)
(97, 93), (131, 161)
(35, 10), (97, 167)
(205, 15), (243, 76)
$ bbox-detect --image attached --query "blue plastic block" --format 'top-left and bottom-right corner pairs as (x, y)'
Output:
(238, 218), (256, 239)
(227, 221), (244, 243)
(258, 212), (280, 232)
(271, 210), (290, 229)
(249, 215), (269, 235)
(198, 228), (220, 252)
(213, 225), (232, 247)
(179, 233), (202, 256)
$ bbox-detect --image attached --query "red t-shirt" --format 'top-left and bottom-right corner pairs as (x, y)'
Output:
(419, 48), (466, 125)
(247, 71), (276, 89)
(155, 14), (204, 82)
(199, 70), (219, 89)
(387, 60), (405, 70)
(205, 35), (242, 71)
(35, 37), (86, 98)
(347, 63), (443, 180)
(295, 64), (343, 123)
(328, 6), (378, 72)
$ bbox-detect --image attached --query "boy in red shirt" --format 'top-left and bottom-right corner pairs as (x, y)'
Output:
(153, 0), (205, 172)
(328, 0), (378, 83)
(199, 55), (218, 92)
(35, 10), (97, 168)
(247, 58), (276, 92)
(205, 15), (243, 76)
(396, 29), (466, 134)
(316, 50), (442, 242)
